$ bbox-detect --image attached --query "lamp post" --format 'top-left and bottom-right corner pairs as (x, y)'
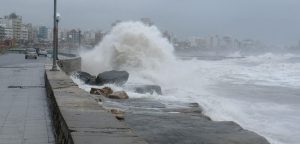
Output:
(51, 0), (58, 71)
(78, 30), (81, 48)
(55, 13), (60, 60)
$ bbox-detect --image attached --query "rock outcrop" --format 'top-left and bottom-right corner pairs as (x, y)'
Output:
(73, 71), (97, 85)
(108, 91), (129, 99)
(74, 70), (129, 86)
(126, 84), (162, 95)
(96, 70), (129, 86)
(90, 87), (113, 96)
(90, 88), (129, 99)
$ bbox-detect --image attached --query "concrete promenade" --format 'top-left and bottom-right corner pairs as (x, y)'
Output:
(0, 54), (54, 144)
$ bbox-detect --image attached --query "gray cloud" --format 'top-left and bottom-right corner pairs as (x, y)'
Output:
(1, 0), (300, 45)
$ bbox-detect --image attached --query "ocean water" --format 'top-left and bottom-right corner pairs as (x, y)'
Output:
(167, 54), (300, 144)
(75, 21), (300, 144)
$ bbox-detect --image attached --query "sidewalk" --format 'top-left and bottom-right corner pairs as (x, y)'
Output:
(0, 54), (54, 144)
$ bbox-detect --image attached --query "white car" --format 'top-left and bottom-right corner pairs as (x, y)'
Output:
(38, 49), (48, 56)
(25, 48), (37, 59)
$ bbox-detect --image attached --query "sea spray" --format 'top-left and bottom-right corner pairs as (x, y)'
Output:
(81, 21), (176, 78)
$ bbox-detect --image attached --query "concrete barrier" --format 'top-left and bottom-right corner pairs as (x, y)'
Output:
(7, 48), (26, 54)
(57, 56), (81, 75)
(58, 52), (77, 58)
(45, 69), (147, 144)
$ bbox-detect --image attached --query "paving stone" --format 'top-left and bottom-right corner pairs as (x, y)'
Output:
(0, 138), (22, 144)
(0, 54), (54, 144)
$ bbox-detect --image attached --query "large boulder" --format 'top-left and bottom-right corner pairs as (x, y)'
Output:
(90, 87), (113, 96)
(108, 91), (129, 99)
(73, 71), (97, 85)
(96, 70), (129, 85)
(126, 84), (162, 95)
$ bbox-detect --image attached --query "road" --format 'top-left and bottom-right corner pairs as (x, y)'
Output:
(0, 53), (54, 144)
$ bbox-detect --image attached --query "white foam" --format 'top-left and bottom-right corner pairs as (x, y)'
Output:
(80, 21), (175, 76)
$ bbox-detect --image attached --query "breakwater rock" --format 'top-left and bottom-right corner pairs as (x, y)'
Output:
(96, 70), (129, 85)
(74, 71), (96, 84)
(73, 70), (129, 86)
(91, 87), (129, 99)
(125, 84), (162, 95)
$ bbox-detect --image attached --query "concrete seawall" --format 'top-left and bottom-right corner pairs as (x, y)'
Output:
(45, 68), (147, 144)
(57, 56), (81, 75)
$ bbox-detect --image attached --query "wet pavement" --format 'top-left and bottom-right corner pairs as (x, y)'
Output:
(0, 53), (54, 144)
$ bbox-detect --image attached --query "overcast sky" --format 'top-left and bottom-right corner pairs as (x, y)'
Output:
(1, 0), (300, 45)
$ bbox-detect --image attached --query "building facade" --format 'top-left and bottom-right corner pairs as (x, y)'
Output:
(20, 24), (28, 41)
(67, 29), (81, 44)
(47, 28), (53, 42)
(24, 23), (33, 43)
(0, 26), (4, 40)
(4, 13), (22, 40)
(38, 26), (48, 41)
(4, 28), (13, 39)
(83, 30), (96, 44)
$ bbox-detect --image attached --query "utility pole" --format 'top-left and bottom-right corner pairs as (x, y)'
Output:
(51, 0), (58, 71)
(55, 14), (60, 60)
(79, 30), (81, 48)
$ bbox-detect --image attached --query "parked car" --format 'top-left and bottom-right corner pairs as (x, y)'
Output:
(38, 49), (48, 56)
(25, 48), (37, 59)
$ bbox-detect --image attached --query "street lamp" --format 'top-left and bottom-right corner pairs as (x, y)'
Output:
(55, 13), (60, 60)
(51, 0), (59, 71)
